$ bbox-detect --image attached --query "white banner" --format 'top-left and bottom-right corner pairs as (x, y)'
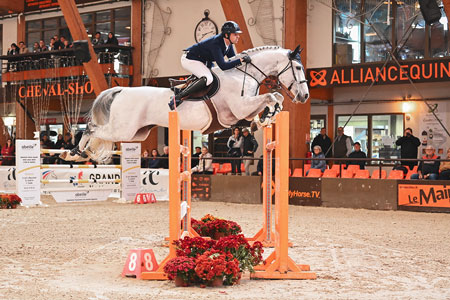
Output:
(16, 140), (41, 206)
(41, 168), (121, 191)
(121, 143), (141, 201)
(0, 166), (17, 193)
(141, 169), (169, 201)
(50, 190), (115, 203)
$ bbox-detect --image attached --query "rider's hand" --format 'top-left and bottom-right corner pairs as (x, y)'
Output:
(241, 55), (251, 64)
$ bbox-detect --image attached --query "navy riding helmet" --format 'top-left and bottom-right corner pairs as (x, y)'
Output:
(221, 21), (243, 36)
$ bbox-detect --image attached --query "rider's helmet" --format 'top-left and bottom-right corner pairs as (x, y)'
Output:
(221, 21), (242, 37)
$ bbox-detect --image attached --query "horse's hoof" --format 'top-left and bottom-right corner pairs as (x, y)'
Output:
(70, 147), (80, 156)
(80, 151), (89, 159)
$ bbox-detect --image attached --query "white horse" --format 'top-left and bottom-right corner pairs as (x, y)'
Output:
(62, 45), (309, 162)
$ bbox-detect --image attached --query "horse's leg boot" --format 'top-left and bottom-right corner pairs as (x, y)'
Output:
(174, 77), (207, 101)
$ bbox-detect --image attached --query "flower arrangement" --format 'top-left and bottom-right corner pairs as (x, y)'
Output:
(214, 234), (264, 273)
(163, 256), (197, 286)
(191, 215), (242, 239)
(173, 236), (216, 258)
(194, 250), (240, 286)
(0, 194), (22, 209)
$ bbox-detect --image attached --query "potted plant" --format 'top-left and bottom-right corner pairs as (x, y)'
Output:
(0, 195), (7, 209)
(173, 236), (216, 258)
(214, 234), (264, 273)
(163, 256), (197, 287)
(8, 194), (22, 209)
(194, 250), (240, 287)
(207, 219), (242, 240)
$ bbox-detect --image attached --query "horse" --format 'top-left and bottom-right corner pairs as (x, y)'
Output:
(61, 45), (309, 162)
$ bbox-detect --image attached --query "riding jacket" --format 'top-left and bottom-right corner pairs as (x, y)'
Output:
(185, 34), (242, 70)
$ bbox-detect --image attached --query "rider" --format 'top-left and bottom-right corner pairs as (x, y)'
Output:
(169, 21), (251, 110)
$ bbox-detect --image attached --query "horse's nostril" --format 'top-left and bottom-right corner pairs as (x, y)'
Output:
(304, 93), (309, 99)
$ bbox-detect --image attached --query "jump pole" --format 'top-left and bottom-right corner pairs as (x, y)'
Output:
(247, 124), (276, 247)
(251, 111), (316, 280)
(141, 111), (195, 280)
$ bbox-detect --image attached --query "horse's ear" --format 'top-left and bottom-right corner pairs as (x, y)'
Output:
(293, 45), (301, 54)
(289, 45), (301, 60)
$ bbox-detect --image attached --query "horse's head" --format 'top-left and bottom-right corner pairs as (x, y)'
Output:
(278, 45), (309, 104)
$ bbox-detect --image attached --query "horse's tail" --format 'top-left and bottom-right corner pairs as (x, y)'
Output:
(88, 87), (123, 125)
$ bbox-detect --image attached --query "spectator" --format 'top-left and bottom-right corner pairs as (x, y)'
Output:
(255, 155), (275, 176)
(39, 40), (48, 51)
(347, 142), (367, 170)
(439, 149), (450, 180)
(227, 127), (243, 175)
(192, 146), (201, 167)
(55, 134), (64, 149)
(18, 41), (29, 54)
(63, 40), (72, 49)
(1, 138), (14, 166)
(333, 126), (352, 163)
(49, 38), (56, 51)
(160, 146), (169, 169)
(53, 35), (64, 50)
(141, 149), (149, 168)
(242, 128), (258, 176)
(311, 128), (332, 158)
(7, 43), (19, 55)
(308, 145), (326, 174)
(106, 32), (119, 45)
(191, 147), (213, 174)
(92, 32), (104, 46)
(148, 149), (161, 168)
(32, 42), (40, 53)
(41, 133), (55, 149)
(395, 127), (421, 170)
(411, 145), (440, 180)
(62, 133), (74, 150)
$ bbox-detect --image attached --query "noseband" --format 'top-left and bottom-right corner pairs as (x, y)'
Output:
(236, 56), (308, 99)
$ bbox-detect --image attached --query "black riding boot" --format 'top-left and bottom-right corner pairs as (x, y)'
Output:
(169, 77), (208, 110)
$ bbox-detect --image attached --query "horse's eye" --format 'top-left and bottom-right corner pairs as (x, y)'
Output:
(295, 66), (302, 70)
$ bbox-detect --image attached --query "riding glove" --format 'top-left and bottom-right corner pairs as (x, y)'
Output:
(242, 55), (252, 63)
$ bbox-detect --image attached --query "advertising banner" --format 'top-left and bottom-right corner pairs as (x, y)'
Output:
(288, 178), (322, 206)
(398, 183), (450, 209)
(121, 143), (141, 201)
(16, 140), (41, 206)
(0, 166), (17, 193)
(140, 169), (169, 201)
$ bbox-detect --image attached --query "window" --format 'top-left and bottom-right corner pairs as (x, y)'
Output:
(310, 115), (326, 141)
(333, 0), (449, 64)
(26, 6), (131, 47)
(337, 113), (404, 162)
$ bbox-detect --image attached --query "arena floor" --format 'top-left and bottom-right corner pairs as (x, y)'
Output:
(1, 198), (450, 300)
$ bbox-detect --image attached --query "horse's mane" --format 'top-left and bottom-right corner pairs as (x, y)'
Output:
(243, 45), (282, 56)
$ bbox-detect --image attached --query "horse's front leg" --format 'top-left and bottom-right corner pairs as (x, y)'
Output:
(236, 92), (284, 121)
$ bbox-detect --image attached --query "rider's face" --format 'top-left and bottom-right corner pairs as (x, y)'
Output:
(229, 33), (240, 44)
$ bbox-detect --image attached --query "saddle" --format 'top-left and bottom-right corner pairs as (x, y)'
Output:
(169, 72), (220, 101)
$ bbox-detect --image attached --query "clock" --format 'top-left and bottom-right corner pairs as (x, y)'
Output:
(194, 10), (218, 43)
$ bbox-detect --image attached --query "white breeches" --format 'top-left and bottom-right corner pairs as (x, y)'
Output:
(181, 54), (214, 85)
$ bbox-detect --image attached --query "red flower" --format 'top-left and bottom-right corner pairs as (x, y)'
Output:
(163, 256), (197, 281)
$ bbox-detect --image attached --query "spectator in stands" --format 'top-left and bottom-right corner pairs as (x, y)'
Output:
(411, 145), (440, 180)
(160, 146), (169, 169)
(308, 145), (326, 174)
(1, 138), (15, 166)
(439, 149), (450, 180)
(49, 38), (56, 51)
(333, 126), (352, 163)
(396, 128), (421, 170)
(227, 127), (243, 175)
(18, 41), (29, 54)
(54, 134), (64, 149)
(62, 133), (74, 150)
(191, 147), (213, 174)
(53, 35), (64, 50)
(242, 128), (258, 176)
(192, 146), (201, 168)
(32, 42), (40, 53)
(92, 32), (104, 46)
(41, 133), (55, 149)
(311, 128), (332, 158)
(63, 40), (72, 49)
(141, 149), (149, 168)
(255, 155), (275, 176)
(106, 32), (119, 45)
(7, 43), (19, 55)
(39, 40), (48, 51)
(347, 142), (367, 170)
(148, 149), (161, 168)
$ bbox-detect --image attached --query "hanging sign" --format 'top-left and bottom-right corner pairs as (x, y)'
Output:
(16, 140), (41, 206)
(307, 58), (450, 88)
(25, 0), (100, 12)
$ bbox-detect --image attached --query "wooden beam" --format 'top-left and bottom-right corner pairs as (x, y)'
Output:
(444, 0), (450, 31)
(283, 0), (309, 168)
(220, 0), (254, 52)
(0, 2), (24, 14)
(131, 0), (142, 87)
(327, 101), (334, 144)
(57, 0), (108, 96)
(310, 87), (333, 101)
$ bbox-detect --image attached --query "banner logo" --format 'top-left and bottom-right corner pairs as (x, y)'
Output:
(309, 70), (327, 87)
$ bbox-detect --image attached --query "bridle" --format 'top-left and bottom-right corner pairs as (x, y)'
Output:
(235, 48), (308, 99)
